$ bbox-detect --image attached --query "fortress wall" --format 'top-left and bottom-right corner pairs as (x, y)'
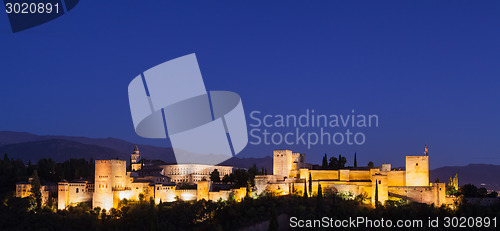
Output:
(309, 170), (339, 181)
(386, 171), (405, 186)
(372, 174), (389, 205)
(339, 170), (350, 181)
(431, 183), (446, 205)
(67, 183), (92, 206)
(348, 170), (371, 181)
(388, 184), (445, 205)
(197, 181), (210, 201)
(323, 183), (362, 196)
(175, 189), (197, 201)
(254, 175), (277, 195)
(209, 191), (231, 201)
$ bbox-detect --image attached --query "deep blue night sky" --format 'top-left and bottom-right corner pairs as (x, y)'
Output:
(1, 1), (499, 168)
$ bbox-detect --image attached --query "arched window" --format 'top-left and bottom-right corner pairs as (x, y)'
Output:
(76, 188), (79, 193)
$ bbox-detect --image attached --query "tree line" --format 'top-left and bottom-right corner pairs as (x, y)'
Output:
(320, 152), (374, 169)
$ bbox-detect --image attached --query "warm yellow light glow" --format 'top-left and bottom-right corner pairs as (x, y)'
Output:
(101, 198), (113, 211)
(118, 191), (133, 200)
(167, 194), (176, 202)
(181, 192), (195, 201)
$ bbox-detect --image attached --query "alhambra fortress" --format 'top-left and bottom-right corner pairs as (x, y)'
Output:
(16, 146), (455, 210)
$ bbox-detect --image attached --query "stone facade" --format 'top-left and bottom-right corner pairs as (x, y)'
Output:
(405, 155), (429, 187)
(261, 149), (446, 206)
(16, 147), (451, 210)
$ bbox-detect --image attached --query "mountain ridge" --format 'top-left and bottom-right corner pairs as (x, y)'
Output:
(0, 131), (498, 190)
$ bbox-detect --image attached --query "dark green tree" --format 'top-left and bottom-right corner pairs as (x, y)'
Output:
(460, 184), (479, 197)
(328, 157), (338, 169)
(478, 187), (488, 197)
(322, 154), (328, 169)
(368, 161), (374, 168)
(354, 152), (357, 167)
(249, 164), (259, 176)
(375, 180), (381, 208)
(246, 180), (252, 198)
(317, 183), (323, 212)
(339, 155), (347, 168)
(210, 169), (220, 182)
(30, 169), (42, 209)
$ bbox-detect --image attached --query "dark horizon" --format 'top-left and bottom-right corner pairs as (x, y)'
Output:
(1, 130), (498, 171)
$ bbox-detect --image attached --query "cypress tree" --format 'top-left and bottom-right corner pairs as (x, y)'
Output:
(338, 154), (341, 169)
(322, 154), (328, 169)
(317, 183), (323, 212)
(31, 169), (42, 210)
(354, 152), (357, 168)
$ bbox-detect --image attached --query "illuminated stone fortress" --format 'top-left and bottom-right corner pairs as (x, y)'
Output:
(17, 145), (452, 210)
(56, 146), (238, 210)
(256, 147), (448, 206)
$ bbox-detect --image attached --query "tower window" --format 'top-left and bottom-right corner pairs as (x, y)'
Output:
(76, 188), (79, 193)
(416, 163), (418, 166)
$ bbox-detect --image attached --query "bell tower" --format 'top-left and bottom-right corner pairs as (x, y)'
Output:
(131, 145), (142, 171)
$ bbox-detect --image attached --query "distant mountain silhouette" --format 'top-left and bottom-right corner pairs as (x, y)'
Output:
(0, 131), (273, 169)
(430, 164), (500, 191)
(221, 155), (273, 171)
(0, 139), (124, 161)
(0, 131), (177, 163)
(1, 131), (499, 191)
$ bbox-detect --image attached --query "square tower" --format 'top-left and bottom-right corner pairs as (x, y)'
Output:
(405, 156), (429, 186)
(93, 160), (126, 210)
(273, 150), (293, 177)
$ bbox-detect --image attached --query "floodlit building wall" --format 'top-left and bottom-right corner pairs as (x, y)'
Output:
(67, 182), (92, 206)
(348, 170), (371, 181)
(388, 183), (445, 205)
(405, 156), (429, 186)
(93, 160), (126, 210)
(273, 150), (293, 178)
(301, 170), (340, 181)
(372, 174), (389, 205)
(57, 182), (69, 210)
